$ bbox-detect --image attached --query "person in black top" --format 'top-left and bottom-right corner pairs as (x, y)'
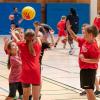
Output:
(66, 8), (79, 55)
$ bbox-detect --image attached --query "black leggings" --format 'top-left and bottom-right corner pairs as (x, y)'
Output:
(8, 82), (23, 97)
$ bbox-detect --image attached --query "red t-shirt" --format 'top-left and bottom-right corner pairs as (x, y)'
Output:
(9, 54), (22, 83)
(94, 17), (100, 31)
(17, 41), (41, 84)
(77, 37), (99, 69)
(57, 20), (67, 36)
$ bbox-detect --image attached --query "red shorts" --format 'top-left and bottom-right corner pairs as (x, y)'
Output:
(58, 30), (67, 37)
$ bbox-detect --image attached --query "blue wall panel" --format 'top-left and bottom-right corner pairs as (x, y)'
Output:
(46, 3), (90, 34)
(0, 3), (41, 35)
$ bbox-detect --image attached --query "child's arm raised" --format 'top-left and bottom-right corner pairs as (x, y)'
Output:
(11, 29), (20, 42)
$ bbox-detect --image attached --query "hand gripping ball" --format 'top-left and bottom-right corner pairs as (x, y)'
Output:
(22, 6), (36, 20)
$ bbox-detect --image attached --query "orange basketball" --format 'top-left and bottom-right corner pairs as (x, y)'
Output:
(22, 6), (36, 20)
(9, 14), (14, 20)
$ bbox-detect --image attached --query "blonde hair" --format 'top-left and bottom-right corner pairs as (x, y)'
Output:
(61, 16), (66, 20)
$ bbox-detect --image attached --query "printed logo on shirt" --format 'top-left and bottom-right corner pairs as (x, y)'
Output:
(81, 45), (88, 52)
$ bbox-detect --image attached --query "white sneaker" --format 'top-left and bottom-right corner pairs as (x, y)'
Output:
(69, 48), (75, 55)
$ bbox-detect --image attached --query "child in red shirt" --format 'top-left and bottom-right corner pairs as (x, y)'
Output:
(55, 16), (67, 48)
(4, 40), (23, 100)
(11, 29), (41, 100)
(67, 24), (99, 100)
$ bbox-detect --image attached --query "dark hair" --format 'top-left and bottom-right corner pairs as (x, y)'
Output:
(86, 25), (98, 37)
(98, 11), (100, 15)
(13, 7), (17, 10)
(70, 8), (77, 16)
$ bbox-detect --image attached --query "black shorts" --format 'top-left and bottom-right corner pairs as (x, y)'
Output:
(22, 83), (40, 88)
(8, 82), (23, 97)
(80, 69), (96, 90)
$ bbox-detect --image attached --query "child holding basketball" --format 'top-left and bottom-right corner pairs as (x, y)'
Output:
(67, 24), (100, 100)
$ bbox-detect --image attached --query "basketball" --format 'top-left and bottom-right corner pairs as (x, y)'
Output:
(9, 14), (14, 20)
(22, 6), (36, 20)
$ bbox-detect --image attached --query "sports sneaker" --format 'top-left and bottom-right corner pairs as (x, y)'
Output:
(94, 90), (100, 95)
(39, 94), (41, 100)
(69, 50), (71, 55)
(69, 48), (75, 55)
(13, 96), (18, 100)
(71, 44), (74, 49)
(18, 95), (23, 99)
(80, 91), (86, 96)
(54, 43), (57, 47)
(29, 95), (32, 100)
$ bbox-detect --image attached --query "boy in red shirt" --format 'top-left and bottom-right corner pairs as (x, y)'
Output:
(67, 24), (99, 100)
(54, 16), (67, 48)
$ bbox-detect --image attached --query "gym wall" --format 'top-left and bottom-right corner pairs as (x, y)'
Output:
(0, 3), (41, 35)
(46, 3), (90, 34)
(0, 2), (90, 35)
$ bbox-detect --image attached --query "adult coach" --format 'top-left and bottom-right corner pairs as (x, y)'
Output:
(9, 7), (23, 27)
(66, 8), (79, 55)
